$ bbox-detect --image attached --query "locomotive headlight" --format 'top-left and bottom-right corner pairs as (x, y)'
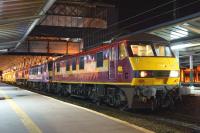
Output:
(140, 71), (148, 77)
(170, 70), (179, 77)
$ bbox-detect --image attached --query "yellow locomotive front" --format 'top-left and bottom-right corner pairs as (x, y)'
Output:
(125, 41), (180, 109)
(128, 43), (180, 86)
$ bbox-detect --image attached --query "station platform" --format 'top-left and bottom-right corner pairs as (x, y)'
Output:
(180, 86), (200, 95)
(0, 83), (152, 133)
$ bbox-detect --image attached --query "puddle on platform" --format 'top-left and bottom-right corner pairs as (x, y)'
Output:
(15, 94), (28, 97)
(0, 96), (12, 100)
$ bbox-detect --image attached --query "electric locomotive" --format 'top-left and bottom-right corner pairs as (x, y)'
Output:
(3, 33), (180, 110)
(48, 33), (179, 110)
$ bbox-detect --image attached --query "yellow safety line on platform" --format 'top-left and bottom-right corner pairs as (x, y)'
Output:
(40, 94), (154, 133)
(0, 90), (42, 133)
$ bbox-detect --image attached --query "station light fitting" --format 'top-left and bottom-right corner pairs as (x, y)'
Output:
(171, 43), (200, 50)
(61, 38), (70, 41)
(71, 38), (82, 43)
(0, 49), (8, 52)
(170, 26), (188, 40)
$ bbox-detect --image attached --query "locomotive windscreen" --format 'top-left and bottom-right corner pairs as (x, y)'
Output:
(128, 43), (173, 57)
(130, 44), (154, 56)
(154, 44), (173, 57)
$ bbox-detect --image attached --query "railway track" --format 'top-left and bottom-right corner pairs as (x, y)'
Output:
(153, 112), (200, 132)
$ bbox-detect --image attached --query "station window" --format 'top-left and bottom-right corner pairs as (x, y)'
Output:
(96, 52), (103, 68)
(66, 60), (70, 71)
(119, 43), (127, 60)
(56, 62), (60, 72)
(79, 56), (84, 70)
(72, 57), (76, 71)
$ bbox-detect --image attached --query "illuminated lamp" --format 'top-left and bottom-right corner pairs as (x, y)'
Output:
(140, 71), (148, 77)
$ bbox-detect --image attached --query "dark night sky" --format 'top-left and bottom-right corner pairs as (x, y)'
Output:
(116, 0), (199, 19)
(105, 0), (200, 33)
(117, 0), (170, 19)
(86, 0), (200, 45)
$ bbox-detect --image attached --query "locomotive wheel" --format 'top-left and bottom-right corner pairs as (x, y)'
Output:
(107, 95), (121, 107)
(45, 84), (49, 92)
(105, 86), (126, 108)
(87, 85), (101, 105)
(163, 95), (175, 110)
(151, 98), (158, 111)
(55, 85), (62, 96)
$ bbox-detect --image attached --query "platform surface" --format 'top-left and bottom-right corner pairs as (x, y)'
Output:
(0, 83), (151, 133)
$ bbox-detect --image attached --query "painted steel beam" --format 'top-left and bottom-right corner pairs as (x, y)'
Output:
(14, 0), (57, 49)
(0, 15), (41, 25)
(2, 52), (63, 56)
(30, 25), (105, 38)
(171, 35), (200, 44)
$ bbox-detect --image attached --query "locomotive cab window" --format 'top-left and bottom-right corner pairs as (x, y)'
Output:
(56, 62), (60, 72)
(79, 56), (84, 70)
(154, 45), (173, 57)
(130, 44), (154, 56)
(96, 52), (103, 68)
(72, 57), (76, 71)
(119, 43), (128, 60)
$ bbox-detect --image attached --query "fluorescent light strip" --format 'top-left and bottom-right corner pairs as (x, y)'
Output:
(0, 49), (8, 52)
(171, 43), (200, 50)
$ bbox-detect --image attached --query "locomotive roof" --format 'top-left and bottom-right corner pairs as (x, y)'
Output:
(116, 33), (168, 44)
(55, 43), (112, 62)
(55, 33), (169, 62)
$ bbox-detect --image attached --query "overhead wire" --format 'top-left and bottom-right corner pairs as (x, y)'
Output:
(85, 0), (200, 46)
(84, 0), (177, 38)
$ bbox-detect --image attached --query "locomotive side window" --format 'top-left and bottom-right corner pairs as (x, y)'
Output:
(48, 61), (53, 71)
(41, 67), (43, 73)
(66, 59), (70, 71)
(79, 56), (84, 70)
(72, 57), (76, 70)
(56, 62), (60, 72)
(130, 45), (154, 56)
(154, 45), (172, 57)
(36, 68), (38, 75)
(96, 52), (103, 68)
(119, 43), (127, 60)
(38, 67), (41, 74)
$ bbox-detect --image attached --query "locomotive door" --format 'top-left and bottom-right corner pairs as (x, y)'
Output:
(109, 46), (118, 79)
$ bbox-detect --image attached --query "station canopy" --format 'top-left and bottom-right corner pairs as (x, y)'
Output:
(0, 0), (55, 53)
(149, 13), (200, 56)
